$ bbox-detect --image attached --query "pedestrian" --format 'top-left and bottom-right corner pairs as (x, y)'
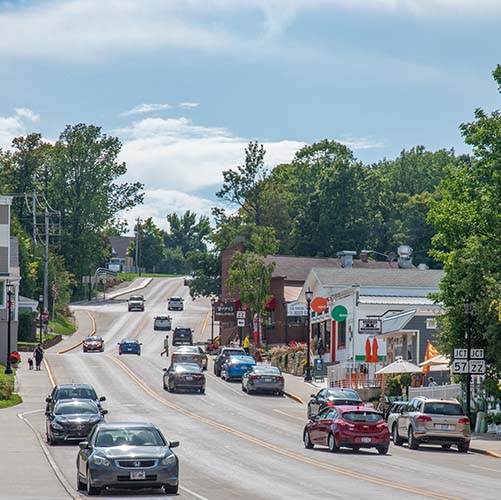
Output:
(33, 343), (44, 371)
(427, 376), (438, 387)
(317, 337), (325, 357)
(161, 335), (169, 357)
(28, 357), (34, 370)
(243, 334), (250, 354)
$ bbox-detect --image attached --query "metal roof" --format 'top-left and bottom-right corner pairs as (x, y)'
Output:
(359, 296), (439, 306)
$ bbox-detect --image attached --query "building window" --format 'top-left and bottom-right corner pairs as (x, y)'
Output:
(426, 318), (437, 329)
(0, 281), (4, 307)
(288, 316), (307, 326)
(338, 321), (346, 349)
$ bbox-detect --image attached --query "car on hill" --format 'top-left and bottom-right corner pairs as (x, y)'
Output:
(82, 336), (104, 353)
(171, 345), (208, 370)
(76, 422), (180, 495)
(163, 363), (205, 393)
(307, 387), (363, 418)
(153, 315), (172, 331)
(45, 384), (106, 413)
(214, 347), (246, 377)
(303, 405), (390, 454)
(172, 327), (193, 346)
(128, 295), (145, 312)
(168, 296), (184, 311)
(242, 365), (284, 395)
(221, 355), (256, 381)
(118, 338), (142, 355)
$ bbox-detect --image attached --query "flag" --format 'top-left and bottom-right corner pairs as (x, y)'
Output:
(422, 341), (439, 374)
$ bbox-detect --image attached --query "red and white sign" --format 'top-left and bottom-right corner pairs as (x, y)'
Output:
(311, 297), (328, 314)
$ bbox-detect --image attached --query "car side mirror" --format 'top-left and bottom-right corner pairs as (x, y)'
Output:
(101, 409), (108, 415)
(163, 368), (168, 372)
(45, 411), (50, 416)
(99, 396), (106, 402)
(45, 397), (52, 403)
(79, 441), (91, 450)
(169, 441), (180, 448)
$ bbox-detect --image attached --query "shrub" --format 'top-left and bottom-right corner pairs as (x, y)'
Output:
(18, 311), (37, 342)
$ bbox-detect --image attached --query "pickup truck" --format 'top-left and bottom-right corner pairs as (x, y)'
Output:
(128, 295), (145, 312)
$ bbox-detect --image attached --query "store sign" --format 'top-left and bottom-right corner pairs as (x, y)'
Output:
(287, 301), (308, 317)
(358, 318), (382, 334)
(214, 301), (236, 320)
(331, 305), (348, 322)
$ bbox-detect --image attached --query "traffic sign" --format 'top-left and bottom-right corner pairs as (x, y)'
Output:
(237, 318), (245, 327)
(236, 310), (246, 320)
(469, 360), (486, 374)
(331, 305), (348, 322)
(470, 349), (484, 359)
(452, 359), (468, 374)
(454, 348), (468, 359)
(311, 297), (328, 314)
(358, 318), (381, 334)
(452, 359), (486, 374)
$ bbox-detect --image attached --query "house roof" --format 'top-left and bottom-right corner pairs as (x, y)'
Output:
(359, 296), (439, 306)
(311, 267), (444, 289)
(108, 236), (134, 259)
(264, 255), (391, 282)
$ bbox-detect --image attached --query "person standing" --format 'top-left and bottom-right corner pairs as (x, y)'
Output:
(243, 335), (250, 354)
(33, 344), (44, 371)
(161, 335), (169, 357)
(427, 376), (438, 387)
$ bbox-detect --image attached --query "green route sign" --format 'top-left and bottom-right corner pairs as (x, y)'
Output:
(331, 305), (348, 322)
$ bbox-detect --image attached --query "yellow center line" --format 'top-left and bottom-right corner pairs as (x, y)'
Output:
(107, 354), (463, 500)
(272, 409), (305, 422)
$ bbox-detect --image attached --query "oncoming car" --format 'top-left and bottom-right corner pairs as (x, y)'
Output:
(83, 337), (104, 353)
(118, 338), (142, 356)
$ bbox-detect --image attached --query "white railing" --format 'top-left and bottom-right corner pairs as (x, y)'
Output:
(327, 362), (383, 389)
(408, 383), (461, 401)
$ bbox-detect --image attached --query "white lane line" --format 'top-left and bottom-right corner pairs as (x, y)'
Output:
(273, 409), (305, 422)
(19, 408), (45, 416)
(470, 464), (501, 473)
(180, 485), (212, 500)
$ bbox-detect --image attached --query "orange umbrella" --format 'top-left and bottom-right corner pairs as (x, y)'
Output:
(365, 338), (372, 363)
(371, 337), (379, 363)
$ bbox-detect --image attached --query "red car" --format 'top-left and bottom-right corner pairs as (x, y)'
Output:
(82, 336), (104, 353)
(303, 405), (390, 454)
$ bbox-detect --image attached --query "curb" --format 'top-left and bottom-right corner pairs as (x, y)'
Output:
(106, 277), (153, 299)
(284, 391), (305, 405)
(470, 446), (501, 458)
(57, 311), (96, 355)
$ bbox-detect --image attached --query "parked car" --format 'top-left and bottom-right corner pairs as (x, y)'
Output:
(386, 401), (409, 438)
(76, 422), (180, 495)
(118, 338), (142, 355)
(46, 399), (107, 445)
(307, 387), (363, 418)
(168, 296), (184, 311)
(221, 355), (256, 381)
(172, 327), (193, 346)
(242, 365), (284, 395)
(214, 347), (246, 377)
(153, 315), (172, 331)
(171, 345), (208, 370)
(46, 384), (106, 413)
(82, 336), (104, 353)
(393, 397), (471, 452)
(183, 275), (194, 286)
(128, 295), (145, 312)
(163, 363), (205, 393)
(303, 405), (390, 454)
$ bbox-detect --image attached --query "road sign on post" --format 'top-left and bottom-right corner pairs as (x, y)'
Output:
(41, 311), (49, 324)
(237, 318), (245, 327)
(452, 348), (485, 374)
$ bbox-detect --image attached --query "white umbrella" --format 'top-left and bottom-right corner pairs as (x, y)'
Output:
(375, 359), (422, 375)
(418, 354), (449, 368)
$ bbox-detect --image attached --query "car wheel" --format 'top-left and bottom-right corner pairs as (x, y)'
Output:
(303, 429), (314, 449)
(47, 433), (54, 445)
(408, 427), (419, 450)
(277, 391), (284, 397)
(164, 484), (179, 494)
(392, 424), (404, 446)
(163, 379), (167, 391)
(378, 444), (389, 455)
(441, 444), (452, 449)
(241, 383), (247, 392)
(458, 442), (470, 453)
(200, 388), (205, 394)
(352, 446), (360, 451)
(86, 469), (101, 496)
(328, 433), (339, 453)
(77, 471), (86, 491)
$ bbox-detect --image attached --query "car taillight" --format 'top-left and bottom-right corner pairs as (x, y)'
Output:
(172, 354), (177, 360)
(250, 375), (261, 380)
(276, 376), (284, 382)
(325, 402), (334, 406)
(193, 355), (199, 360)
(376, 422), (387, 430)
(339, 420), (355, 430)
(416, 415), (432, 422)
(458, 417), (470, 425)
(194, 374), (204, 379)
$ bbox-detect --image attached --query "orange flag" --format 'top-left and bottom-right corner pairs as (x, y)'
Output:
(422, 341), (439, 374)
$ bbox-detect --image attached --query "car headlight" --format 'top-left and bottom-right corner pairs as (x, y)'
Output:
(161, 454), (176, 465)
(50, 422), (64, 430)
(92, 455), (111, 467)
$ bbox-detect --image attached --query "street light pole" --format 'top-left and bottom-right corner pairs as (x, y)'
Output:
(304, 288), (313, 382)
(39, 294), (44, 344)
(211, 298), (215, 345)
(465, 300), (473, 420)
(5, 283), (14, 374)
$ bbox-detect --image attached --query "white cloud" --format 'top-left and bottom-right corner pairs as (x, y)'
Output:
(0, 109), (40, 149)
(179, 102), (200, 109)
(121, 103), (172, 117)
(15, 108), (40, 122)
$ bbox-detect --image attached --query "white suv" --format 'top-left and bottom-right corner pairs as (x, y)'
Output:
(168, 296), (184, 311)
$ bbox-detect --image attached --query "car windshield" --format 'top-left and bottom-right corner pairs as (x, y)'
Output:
(156, 318), (170, 324)
(122, 339), (139, 344)
(342, 411), (383, 423)
(326, 389), (361, 401)
(175, 329), (191, 336)
(253, 366), (281, 375)
(85, 337), (101, 342)
(55, 387), (97, 400)
(95, 428), (165, 447)
(176, 346), (197, 353)
(55, 402), (98, 415)
(130, 296), (143, 301)
(170, 297), (182, 302)
(423, 403), (465, 416)
(174, 364), (201, 373)
(222, 349), (245, 357)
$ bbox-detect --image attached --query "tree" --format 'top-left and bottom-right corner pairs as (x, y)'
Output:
(128, 218), (166, 272)
(186, 249), (221, 299)
(164, 211), (210, 255)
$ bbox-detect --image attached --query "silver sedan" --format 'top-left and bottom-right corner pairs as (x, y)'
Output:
(242, 365), (285, 395)
(171, 345), (208, 370)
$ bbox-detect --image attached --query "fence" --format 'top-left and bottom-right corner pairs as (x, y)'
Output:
(328, 362), (383, 389)
(408, 383), (461, 401)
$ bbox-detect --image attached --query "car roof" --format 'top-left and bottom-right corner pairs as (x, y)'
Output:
(121, 338), (139, 342)
(170, 296), (182, 300)
(55, 383), (94, 389)
(336, 405), (380, 413)
(55, 398), (98, 407)
(95, 422), (159, 430)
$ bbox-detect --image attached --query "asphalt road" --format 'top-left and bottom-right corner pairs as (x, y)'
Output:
(20, 278), (501, 500)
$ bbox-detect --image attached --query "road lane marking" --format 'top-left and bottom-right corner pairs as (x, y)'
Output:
(470, 464), (501, 473)
(57, 311), (96, 354)
(180, 485), (212, 500)
(273, 409), (305, 422)
(107, 353), (463, 500)
(43, 358), (56, 388)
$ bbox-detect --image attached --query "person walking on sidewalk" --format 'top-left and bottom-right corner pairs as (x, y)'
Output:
(33, 344), (44, 371)
(243, 335), (250, 354)
(161, 335), (169, 357)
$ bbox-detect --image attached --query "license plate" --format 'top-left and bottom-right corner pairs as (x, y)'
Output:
(185, 376), (193, 381)
(130, 471), (145, 480)
(437, 424), (452, 430)
(361, 437), (372, 443)
(264, 378), (272, 382)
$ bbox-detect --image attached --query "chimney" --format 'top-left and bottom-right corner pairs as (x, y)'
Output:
(337, 250), (356, 268)
(397, 245), (413, 269)
(359, 251), (369, 263)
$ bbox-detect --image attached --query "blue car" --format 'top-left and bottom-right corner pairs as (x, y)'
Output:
(221, 355), (256, 381)
(118, 338), (142, 356)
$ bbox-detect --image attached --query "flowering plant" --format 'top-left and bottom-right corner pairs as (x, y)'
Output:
(9, 351), (21, 364)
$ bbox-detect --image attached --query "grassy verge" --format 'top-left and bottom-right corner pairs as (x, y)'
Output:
(0, 365), (22, 409)
(49, 313), (76, 335)
(119, 272), (181, 280)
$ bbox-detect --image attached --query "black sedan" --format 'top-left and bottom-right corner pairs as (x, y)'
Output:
(163, 363), (205, 394)
(46, 399), (107, 445)
(307, 387), (363, 418)
(45, 383), (106, 413)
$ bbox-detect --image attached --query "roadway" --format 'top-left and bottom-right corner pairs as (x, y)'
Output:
(19, 278), (501, 500)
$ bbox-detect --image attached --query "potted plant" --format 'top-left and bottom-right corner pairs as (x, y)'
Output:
(9, 351), (21, 368)
(485, 414), (496, 433)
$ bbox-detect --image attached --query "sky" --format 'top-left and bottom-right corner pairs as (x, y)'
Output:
(1, 0), (501, 233)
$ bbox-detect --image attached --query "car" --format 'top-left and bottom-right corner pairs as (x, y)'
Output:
(171, 345), (208, 370)
(183, 275), (194, 286)
(118, 338), (142, 355)
(303, 405), (390, 454)
(45, 384), (106, 413)
(386, 401), (409, 438)
(172, 327), (193, 346)
(128, 295), (145, 312)
(221, 355), (256, 381)
(76, 422), (180, 495)
(163, 363), (205, 393)
(393, 397), (471, 452)
(214, 347), (246, 377)
(153, 315), (172, 331)
(83, 336), (104, 353)
(46, 399), (107, 445)
(242, 365), (284, 395)
(307, 387), (363, 418)
(168, 296), (184, 311)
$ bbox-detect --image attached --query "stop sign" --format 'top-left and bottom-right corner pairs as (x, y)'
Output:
(42, 311), (49, 323)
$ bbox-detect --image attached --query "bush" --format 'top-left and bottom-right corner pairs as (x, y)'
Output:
(0, 373), (14, 400)
(18, 310), (37, 342)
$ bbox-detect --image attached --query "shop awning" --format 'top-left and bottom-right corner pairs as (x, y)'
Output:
(284, 286), (302, 302)
(380, 309), (416, 336)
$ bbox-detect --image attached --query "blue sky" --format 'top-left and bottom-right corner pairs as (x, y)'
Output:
(1, 0), (501, 232)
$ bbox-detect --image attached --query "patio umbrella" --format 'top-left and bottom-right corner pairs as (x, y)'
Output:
(365, 338), (372, 363)
(371, 337), (379, 363)
(419, 354), (450, 368)
(375, 358), (422, 375)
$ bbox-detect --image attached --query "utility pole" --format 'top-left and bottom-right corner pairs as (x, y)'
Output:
(43, 209), (49, 331)
(135, 217), (141, 275)
(465, 300), (473, 420)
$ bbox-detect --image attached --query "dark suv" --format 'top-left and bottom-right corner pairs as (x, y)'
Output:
(45, 383), (106, 413)
(172, 327), (193, 346)
(214, 347), (246, 377)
